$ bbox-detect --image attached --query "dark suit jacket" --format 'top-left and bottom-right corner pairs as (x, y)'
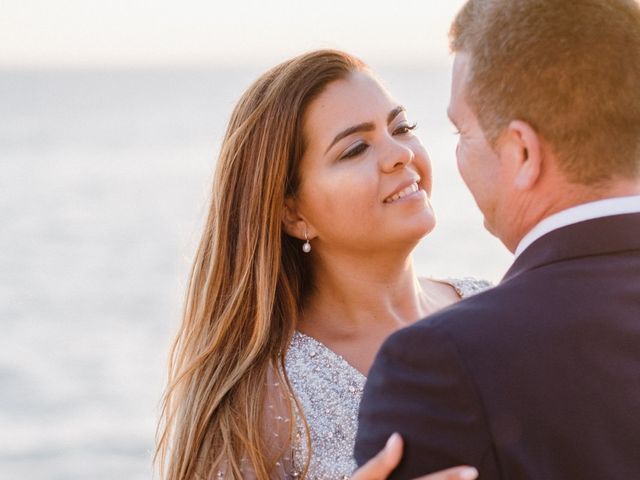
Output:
(354, 213), (640, 479)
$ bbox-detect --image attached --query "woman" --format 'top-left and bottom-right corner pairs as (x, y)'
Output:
(156, 50), (487, 480)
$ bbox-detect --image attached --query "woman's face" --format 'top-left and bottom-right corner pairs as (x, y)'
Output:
(294, 70), (435, 255)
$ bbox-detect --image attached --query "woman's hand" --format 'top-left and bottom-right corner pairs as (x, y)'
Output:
(351, 433), (478, 480)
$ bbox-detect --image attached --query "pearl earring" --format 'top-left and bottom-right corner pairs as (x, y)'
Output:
(302, 229), (311, 253)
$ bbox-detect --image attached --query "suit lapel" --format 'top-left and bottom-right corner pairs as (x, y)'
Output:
(502, 213), (640, 283)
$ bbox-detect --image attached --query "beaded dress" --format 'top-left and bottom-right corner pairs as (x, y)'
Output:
(283, 278), (491, 479)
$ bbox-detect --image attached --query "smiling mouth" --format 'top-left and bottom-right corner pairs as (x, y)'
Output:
(384, 182), (421, 204)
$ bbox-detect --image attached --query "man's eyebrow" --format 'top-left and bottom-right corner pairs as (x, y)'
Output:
(324, 106), (407, 154)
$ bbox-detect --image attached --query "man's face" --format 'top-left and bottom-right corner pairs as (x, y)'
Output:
(448, 53), (506, 238)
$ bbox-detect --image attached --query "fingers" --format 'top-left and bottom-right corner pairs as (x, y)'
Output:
(351, 433), (403, 480)
(412, 466), (479, 480)
(350, 433), (479, 480)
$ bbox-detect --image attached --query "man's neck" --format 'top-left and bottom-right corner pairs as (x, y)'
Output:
(510, 178), (640, 255)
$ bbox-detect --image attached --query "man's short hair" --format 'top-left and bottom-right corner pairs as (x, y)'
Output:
(450, 0), (640, 184)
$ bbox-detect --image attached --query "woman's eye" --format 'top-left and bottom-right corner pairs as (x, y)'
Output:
(340, 143), (369, 160)
(393, 123), (418, 135)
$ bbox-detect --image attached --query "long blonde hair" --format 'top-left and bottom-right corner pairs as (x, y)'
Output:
(155, 50), (366, 479)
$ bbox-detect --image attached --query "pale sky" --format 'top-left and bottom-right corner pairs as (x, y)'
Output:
(0, 0), (467, 68)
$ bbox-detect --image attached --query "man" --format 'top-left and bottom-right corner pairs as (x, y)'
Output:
(354, 0), (640, 478)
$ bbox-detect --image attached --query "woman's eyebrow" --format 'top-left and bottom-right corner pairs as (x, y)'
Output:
(325, 106), (406, 154)
(387, 105), (406, 124)
(325, 122), (374, 154)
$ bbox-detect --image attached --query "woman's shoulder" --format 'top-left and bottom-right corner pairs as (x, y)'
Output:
(423, 276), (493, 299)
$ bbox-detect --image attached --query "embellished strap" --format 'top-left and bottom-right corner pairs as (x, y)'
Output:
(445, 277), (493, 298)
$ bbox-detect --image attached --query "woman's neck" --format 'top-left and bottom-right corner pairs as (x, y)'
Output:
(299, 249), (435, 339)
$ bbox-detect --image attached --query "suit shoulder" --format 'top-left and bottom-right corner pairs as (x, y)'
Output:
(418, 283), (509, 330)
(386, 279), (534, 353)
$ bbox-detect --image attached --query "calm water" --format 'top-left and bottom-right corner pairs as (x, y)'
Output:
(0, 66), (512, 479)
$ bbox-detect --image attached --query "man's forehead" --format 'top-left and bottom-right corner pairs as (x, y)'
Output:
(449, 53), (471, 117)
(451, 53), (470, 90)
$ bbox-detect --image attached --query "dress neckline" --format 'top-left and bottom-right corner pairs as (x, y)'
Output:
(292, 330), (368, 382)
(291, 278), (488, 383)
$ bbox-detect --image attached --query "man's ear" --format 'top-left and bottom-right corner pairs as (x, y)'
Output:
(282, 197), (312, 240)
(501, 120), (543, 190)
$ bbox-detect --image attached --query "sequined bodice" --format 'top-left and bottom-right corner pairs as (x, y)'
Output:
(284, 277), (491, 479)
(286, 331), (366, 479)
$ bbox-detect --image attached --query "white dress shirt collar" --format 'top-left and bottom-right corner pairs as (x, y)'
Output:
(514, 195), (640, 258)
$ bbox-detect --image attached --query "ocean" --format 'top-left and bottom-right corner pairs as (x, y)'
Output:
(0, 66), (512, 479)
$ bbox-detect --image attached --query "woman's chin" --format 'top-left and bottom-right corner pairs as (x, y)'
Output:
(412, 208), (437, 237)
(395, 214), (437, 247)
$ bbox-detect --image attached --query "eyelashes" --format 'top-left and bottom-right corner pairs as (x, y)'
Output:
(395, 122), (418, 135)
(341, 142), (369, 160)
(339, 123), (418, 160)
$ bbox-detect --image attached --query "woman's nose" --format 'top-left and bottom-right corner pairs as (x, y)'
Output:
(379, 139), (414, 173)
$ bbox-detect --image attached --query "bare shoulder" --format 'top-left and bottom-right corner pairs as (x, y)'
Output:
(418, 277), (461, 306)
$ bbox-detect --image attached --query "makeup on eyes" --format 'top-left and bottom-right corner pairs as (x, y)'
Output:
(337, 122), (417, 161)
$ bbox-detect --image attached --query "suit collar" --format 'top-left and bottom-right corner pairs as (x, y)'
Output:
(514, 195), (640, 258)
(502, 213), (640, 283)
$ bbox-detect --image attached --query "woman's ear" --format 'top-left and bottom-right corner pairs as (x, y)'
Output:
(501, 120), (543, 191)
(282, 197), (311, 240)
